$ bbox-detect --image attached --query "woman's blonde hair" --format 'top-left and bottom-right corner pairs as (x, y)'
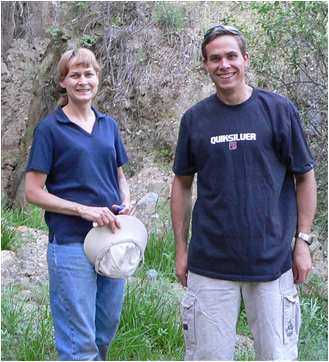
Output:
(57, 48), (101, 106)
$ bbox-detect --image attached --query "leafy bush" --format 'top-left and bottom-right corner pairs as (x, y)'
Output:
(46, 26), (64, 41)
(154, 2), (186, 31)
(80, 34), (97, 48)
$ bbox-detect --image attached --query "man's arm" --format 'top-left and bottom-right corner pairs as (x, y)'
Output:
(171, 175), (194, 287)
(293, 169), (317, 284)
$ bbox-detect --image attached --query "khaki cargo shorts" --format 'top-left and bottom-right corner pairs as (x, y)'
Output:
(181, 269), (300, 361)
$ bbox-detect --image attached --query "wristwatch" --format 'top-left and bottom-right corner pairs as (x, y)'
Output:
(296, 232), (313, 246)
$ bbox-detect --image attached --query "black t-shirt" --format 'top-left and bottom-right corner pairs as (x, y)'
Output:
(173, 88), (315, 282)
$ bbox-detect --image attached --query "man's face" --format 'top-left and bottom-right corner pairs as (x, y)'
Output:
(204, 35), (249, 93)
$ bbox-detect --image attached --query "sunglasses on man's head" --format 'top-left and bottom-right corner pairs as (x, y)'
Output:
(204, 25), (241, 40)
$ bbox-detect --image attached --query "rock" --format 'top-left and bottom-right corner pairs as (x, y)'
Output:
(134, 192), (159, 232)
(146, 269), (159, 281)
(136, 192), (159, 208)
(1, 250), (17, 266)
(128, 163), (172, 204)
(16, 225), (30, 233)
(2, 227), (48, 288)
(1, 250), (20, 287)
(19, 289), (34, 301)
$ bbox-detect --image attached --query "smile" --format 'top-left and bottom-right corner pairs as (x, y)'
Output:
(218, 73), (235, 79)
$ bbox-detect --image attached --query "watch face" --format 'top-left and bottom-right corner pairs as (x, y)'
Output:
(298, 232), (312, 245)
(299, 232), (309, 241)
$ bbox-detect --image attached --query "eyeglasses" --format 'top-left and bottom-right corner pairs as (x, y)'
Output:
(204, 25), (241, 40)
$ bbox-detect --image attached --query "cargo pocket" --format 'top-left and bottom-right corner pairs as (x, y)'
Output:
(181, 292), (196, 360)
(282, 294), (301, 345)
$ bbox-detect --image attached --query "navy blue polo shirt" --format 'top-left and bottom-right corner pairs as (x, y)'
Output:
(173, 88), (315, 282)
(26, 106), (128, 244)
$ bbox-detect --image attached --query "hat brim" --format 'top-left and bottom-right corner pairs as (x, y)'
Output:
(84, 215), (148, 265)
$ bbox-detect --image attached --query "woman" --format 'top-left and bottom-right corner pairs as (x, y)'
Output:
(25, 48), (130, 361)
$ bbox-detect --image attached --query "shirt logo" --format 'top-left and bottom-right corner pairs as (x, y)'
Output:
(229, 141), (237, 150)
(210, 133), (256, 150)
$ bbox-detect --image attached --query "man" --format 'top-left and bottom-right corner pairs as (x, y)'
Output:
(171, 25), (317, 361)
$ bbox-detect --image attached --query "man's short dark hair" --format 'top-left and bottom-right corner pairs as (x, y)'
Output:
(202, 25), (247, 60)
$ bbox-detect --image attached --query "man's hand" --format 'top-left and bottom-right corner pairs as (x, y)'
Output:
(292, 239), (312, 284)
(176, 248), (188, 287)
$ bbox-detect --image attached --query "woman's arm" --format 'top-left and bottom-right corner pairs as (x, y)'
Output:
(25, 171), (120, 231)
(113, 167), (131, 215)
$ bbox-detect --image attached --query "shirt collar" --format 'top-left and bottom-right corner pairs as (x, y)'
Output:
(55, 106), (106, 124)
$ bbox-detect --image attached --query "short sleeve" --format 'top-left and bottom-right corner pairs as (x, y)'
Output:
(173, 113), (197, 175)
(114, 123), (128, 167)
(277, 100), (315, 174)
(26, 125), (54, 174)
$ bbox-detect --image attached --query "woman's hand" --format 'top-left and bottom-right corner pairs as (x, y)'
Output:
(111, 203), (133, 215)
(78, 205), (120, 232)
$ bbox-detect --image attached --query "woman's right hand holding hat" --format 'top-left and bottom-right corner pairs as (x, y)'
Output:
(77, 205), (121, 232)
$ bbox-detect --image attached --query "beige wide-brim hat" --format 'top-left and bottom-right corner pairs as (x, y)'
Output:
(84, 215), (148, 279)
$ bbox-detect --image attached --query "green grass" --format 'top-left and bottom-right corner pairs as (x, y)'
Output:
(1, 205), (327, 361)
(2, 204), (47, 230)
(2, 281), (326, 361)
(1, 218), (18, 250)
(237, 302), (252, 338)
(298, 292), (328, 361)
(1, 285), (57, 361)
(136, 229), (176, 283)
(109, 278), (184, 360)
(1, 204), (46, 250)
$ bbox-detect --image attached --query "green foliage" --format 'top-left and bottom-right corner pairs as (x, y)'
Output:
(157, 144), (174, 164)
(109, 279), (184, 360)
(1, 218), (17, 250)
(301, 272), (328, 300)
(154, 2), (186, 31)
(137, 230), (176, 283)
(80, 34), (97, 48)
(237, 302), (252, 338)
(2, 204), (46, 232)
(1, 285), (56, 361)
(74, 1), (89, 12)
(298, 295), (328, 361)
(46, 26), (64, 41)
(1, 224), (328, 360)
(1, 203), (47, 250)
(248, 2), (327, 87)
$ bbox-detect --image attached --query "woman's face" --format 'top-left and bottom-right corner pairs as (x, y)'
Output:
(60, 61), (99, 105)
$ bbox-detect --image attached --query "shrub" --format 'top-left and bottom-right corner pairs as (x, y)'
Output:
(154, 2), (185, 32)
(80, 34), (97, 48)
